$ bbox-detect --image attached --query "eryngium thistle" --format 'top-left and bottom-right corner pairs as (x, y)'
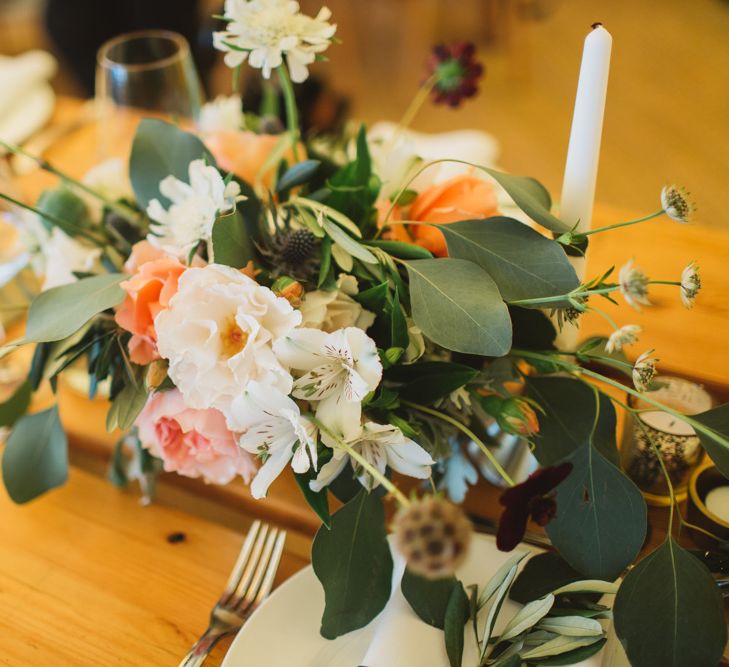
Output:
(393, 495), (473, 580)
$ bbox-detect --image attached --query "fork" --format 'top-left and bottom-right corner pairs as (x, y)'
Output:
(179, 520), (287, 667)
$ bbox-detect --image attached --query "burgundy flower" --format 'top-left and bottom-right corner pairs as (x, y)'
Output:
(496, 462), (573, 551)
(425, 42), (484, 108)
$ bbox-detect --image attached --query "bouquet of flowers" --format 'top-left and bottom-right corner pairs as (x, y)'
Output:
(1, 3), (727, 666)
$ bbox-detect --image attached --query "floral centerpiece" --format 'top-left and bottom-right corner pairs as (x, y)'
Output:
(1, 2), (728, 666)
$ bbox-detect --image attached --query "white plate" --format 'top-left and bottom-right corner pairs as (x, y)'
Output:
(223, 533), (606, 667)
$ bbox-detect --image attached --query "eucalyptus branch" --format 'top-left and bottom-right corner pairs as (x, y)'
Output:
(401, 400), (515, 487)
(276, 64), (300, 162)
(309, 416), (411, 506)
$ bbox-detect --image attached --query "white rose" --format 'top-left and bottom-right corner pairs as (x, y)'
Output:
(155, 264), (301, 419)
(299, 274), (375, 332)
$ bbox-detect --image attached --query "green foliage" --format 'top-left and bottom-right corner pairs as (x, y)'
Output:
(294, 471), (331, 528)
(401, 571), (459, 629)
(692, 403), (729, 478)
(614, 538), (727, 667)
(509, 552), (586, 605)
(106, 376), (148, 431)
(276, 159), (321, 192)
(37, 185), (91, 233)
(363, 239), (433, 259)
(404, 258), (512, 356)
(440, 217), (578, 303)
(2, 406), (67, 503)
(0, 380), (32, 428)
(508, 306), (557, 350)
(444, 582), (469, 667)
(526, 377), (619, 466)
(546, 444), (647, 581)
(311, 489), (392, 638)
(211, 178), (261, 268)
(129, 118), (216, 210)
(386, 361), (478, 405)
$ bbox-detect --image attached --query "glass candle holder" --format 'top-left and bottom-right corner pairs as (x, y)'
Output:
(620, 376), (713, 506)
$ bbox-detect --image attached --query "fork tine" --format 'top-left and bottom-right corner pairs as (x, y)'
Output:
(222, 522), (268, 606)
(219, 520), (261, 601)
(232, 528), (279, 610)
(254, 530), (286, 605)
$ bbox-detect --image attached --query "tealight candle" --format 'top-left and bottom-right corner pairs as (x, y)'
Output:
(705, 486), (729, 524)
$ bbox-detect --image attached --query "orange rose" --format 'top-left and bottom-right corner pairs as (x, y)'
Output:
(115, 242), (187, 365)
(204, 130), (302, 188)
(409, 174), (499, 257)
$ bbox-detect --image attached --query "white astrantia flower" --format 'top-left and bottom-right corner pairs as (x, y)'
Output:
(146, 159), (243, 258)
(661, 185), (695, 224)
(213, 0), (336, 83)
(680, 261), (701, 308)
(311, 421), (434, 492)
(199, 94), (244, 133)
(228, 382), (317, 498)
(605, 324), (641, 353)
(633, 350), (658, 392)
(298, 274), (375, 332)
(155, 264), (301, 418)
(618, 259), (651, 311)
(273, 326), (382, 439)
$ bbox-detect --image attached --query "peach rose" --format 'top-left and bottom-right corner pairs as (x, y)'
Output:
(115, 241), (186, 365)
(378, 174), (500, 257)
(136, 389), (256, 485)
(204, 130), (301, 188)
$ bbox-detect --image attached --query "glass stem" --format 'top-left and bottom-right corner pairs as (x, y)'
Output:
(276, 64), (300, 162)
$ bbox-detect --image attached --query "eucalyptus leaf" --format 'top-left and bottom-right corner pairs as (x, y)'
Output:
(440, 217), (578, 302)
(692, 404), (729, 478)
(294, 471), (331, 529)
(37, 186), (90, 233)
(386, 361), (478, 405)
(405, 258), (512, 356)
(312, 489), (393, 638)
(0, 379), (32, 427)
(211, 180), (260, 268)
(129, 118), (215, 210)
(546, 444), (646, 581)
(499, 594), (554, 641)
(510, 552), (585, 605)
(276, 159), (320, 192)
(363, 239), (433, 259)
(614, 538), (727, 667)
(2, 406), (68, 503)
(444, 581), (469, 667)
(106, 379), (148, 432)
(401, 571), (458, 629)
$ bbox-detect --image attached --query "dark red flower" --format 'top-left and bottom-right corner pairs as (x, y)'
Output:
(425, 42), (484, 108)
(496, 462), (573, 551)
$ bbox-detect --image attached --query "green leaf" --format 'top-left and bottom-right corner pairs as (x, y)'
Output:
(500, 594), (554, 641)
(387, 361), (478, 405)
(526, 377), (619, 466)
(363, 239), (433, 259)
(2, 406), (68, 503)
(614, 538), (727, 667)
(444, 581), (469, 667)
(509, 306), (557, 350)
(390, 287), (409, 349)
(0, 380), (32, 427)
(312, 489), (393, 638)
(440, 217), (578, 302)
(294, 471), (331, 529)
(212, 211), (254, 268)
(37, 186), (90, 233)
(404, 258), (512, 356)
(528, 637), (607, 665)
(537, 615), (603, 637)
(546, 444), (647, 581)
(106, 379), (148, 431)
(401, 571), (458, 629)
(479, 168), (569, 233)
(321, 219), (377, 264)
(520, 635), (603, 660)
(129, 118), (216, 210)
(510, 552), (586, 604)
(692, 404), (729, 478)
(276, 159), (321, 192)
(551, 580), (619, 596)
(15, 274), (126, 346)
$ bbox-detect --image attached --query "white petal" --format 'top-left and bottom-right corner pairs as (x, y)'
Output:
(274, 328), (330, 371)
(315, 393), (362, 441)
(385, 439), (434, 479)
(310, 453), (348, 492)
(250, 445), (293, 498)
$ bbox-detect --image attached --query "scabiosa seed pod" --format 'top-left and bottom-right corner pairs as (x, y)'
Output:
(393, 495), (473, 580)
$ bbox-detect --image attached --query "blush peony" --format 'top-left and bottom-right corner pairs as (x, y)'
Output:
(136, 389), (256, 485)
(154, 263), (301, 419)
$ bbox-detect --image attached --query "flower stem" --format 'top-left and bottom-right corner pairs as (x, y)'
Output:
(402, 400), (515, 487)
(582, 210), (664, 237)
(508, 285), (616, 307)
(276, 64), (300, 162)
(310, 416), (410, 506)
(397, 75), (437, 133)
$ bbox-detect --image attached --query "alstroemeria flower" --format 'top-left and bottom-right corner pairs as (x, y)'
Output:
(227, 381), (318, 498)
(496, 462), (573, 551)
(273, 327), (382, 439)
(311, 421), (434, 492)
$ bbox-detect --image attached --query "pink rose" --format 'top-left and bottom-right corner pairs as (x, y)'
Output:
(136, 389), (256, 485)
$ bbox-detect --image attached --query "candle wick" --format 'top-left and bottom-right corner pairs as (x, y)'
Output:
(591, 22), (603, 29)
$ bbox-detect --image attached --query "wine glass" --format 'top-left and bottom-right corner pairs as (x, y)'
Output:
(95, 30), (204, 158)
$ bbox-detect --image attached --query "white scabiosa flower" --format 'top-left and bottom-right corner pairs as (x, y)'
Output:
(680, 261), (701, 308)
(274, 326), (382, 439)
(619, 259), (651, 310)
(213, 0), (337, 83)
(632, 350), (658, 392)
(661, 185), (695, 224)
(155, 264), (301, 418)
(146, 159), (242, 258)
(605, 324), (641, 353)
(199, 94), (244, 133)
(311, 421), (434, 492)
(228, 382), (318, 498)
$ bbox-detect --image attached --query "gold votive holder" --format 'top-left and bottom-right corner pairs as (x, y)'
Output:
(620, 376), (713, 506)
(687, 462), (729, 548)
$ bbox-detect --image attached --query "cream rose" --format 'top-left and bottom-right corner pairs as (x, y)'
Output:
(299, 274), (375, 332)
(154, 264), (301, 419)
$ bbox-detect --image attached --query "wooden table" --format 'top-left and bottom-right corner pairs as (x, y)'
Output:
(2, 97), (729, 665)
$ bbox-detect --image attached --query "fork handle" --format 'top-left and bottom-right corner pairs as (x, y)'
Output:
(178, 626), (237, 667)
